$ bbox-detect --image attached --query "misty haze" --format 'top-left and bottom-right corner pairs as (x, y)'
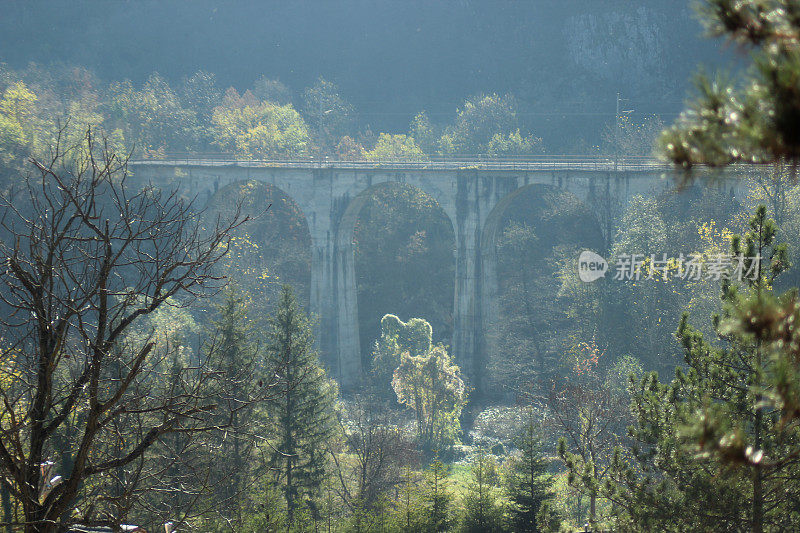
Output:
(0, 1), (798, 532)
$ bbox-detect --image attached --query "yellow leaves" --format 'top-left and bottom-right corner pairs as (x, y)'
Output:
(0, 81), (37, 122)
(567, 335), (606, 377)
(636, 254), (685, 282)
(364, 133), (427, 161)
(698, 220), (733, 251)
(211, 100), (310, 158)
(0, 81), (39, 163)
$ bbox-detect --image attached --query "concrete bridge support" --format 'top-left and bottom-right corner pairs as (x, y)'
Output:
(308, 212), (362, 387)
(452, 175), (484, 381)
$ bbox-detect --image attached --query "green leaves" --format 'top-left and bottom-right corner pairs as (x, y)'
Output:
(211, 96), (311, 159)
(263, 284), (338, 524)
(438, 93), (540, 156)
(663, 1), (800, 169)
(391, 342), (466, 453)
(364, 133), (426, 161)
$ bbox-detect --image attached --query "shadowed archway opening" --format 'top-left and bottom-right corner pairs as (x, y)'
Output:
(204, 180), (312, 322)
(483, 184), (603, 397)
(350, 182), (456, 371)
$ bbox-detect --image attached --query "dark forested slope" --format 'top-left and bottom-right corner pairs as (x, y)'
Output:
(0, 0), (733, 150)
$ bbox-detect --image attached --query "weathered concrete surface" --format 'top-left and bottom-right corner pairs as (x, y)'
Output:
(128, 162), (741, 391)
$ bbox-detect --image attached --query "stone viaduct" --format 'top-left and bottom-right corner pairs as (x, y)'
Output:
(127, 158), (744, 392)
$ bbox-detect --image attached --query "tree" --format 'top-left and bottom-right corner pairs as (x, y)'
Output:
(676, 206), (797, 531)
(489, 188), (604, 394)
(659, 0), (800, 449)
(605, 196), (685, 376)
(205, 179), (312, 326)
(329, 393), (414, 529)
(409, 112), (438, 155)
(552, 338), (628, 528)
(0, 130), (245, 532)
(506, 410), (558, 533)
(391, 467), (426, 533)
(106, 74), (198, 156)
(660, 0), (800, 169)
(491, 221), (548, 389)
(252, 76), (292, 106)
(651, 1), (800, 530)
(582, 207), (800, 532)
(301, 78), (354, 153)
(420, 459), (453, 532)
(204, 286), (261, 527)
(123, 296), (204, 526)
(391, 344), (466, 454)
(364, 133), (426, 161)
(335, 136), (365, 160)
(460, 448), (505, 533)
(263, 284), (337, 527)
(439, 94), (540, 155)
(486, 129), (543, 157)
(0, 81), (38, 170)
(352, 184), (455, 364)
(180, 70), (222, 139)
(370, 314), (432, 396)
(211, 93), (311, 159)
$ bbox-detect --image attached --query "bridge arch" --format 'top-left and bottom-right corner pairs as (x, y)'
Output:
(204, 179), (313, 308)
(334, 181), (457, 371)
(478, 182), (604, 393)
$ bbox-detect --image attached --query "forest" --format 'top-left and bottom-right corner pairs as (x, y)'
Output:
(1, 1), (800, 532)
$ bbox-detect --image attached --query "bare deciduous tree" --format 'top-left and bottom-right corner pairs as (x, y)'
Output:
(0, 129), (247, 532)
(329, 394), (414, 519)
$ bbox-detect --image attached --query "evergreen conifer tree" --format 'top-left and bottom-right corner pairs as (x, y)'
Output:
(587, 207), (800, 532)
(205, 286), (260, 525)
(421, 459), (453, 533)
(507, 412), (558, 532)
(461, 448), (505, 533)
(264, 284), (337, 527)
(392, 466), (426, 533)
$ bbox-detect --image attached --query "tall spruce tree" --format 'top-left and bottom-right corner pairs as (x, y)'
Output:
(205, 287), (260, 525)
(421, 459), (453, 533)
(392, 466), (426, 533)
(677, 206), (796, 532)
(264, 284), (337, 527)
(506, 411), (558, 533)
(460, 448), (505, 533)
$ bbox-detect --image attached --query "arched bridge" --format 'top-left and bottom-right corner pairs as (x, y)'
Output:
(128, 157), (743, 392)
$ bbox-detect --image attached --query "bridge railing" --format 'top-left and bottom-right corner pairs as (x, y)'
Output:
(129, 153), (672, 172)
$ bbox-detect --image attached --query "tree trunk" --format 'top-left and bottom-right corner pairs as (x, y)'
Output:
(1, 485), (11, 533)
(753, 466), (763, 533)
(753, 341), (764, 533)
(24, 505), (57, 533)
(286, 453), (294, 529)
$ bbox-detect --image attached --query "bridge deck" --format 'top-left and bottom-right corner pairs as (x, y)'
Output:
(128, 156), (672, 173)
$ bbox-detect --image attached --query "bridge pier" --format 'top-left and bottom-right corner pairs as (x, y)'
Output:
(308, 230), (361, 389)
(452, 173), (491, 394)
